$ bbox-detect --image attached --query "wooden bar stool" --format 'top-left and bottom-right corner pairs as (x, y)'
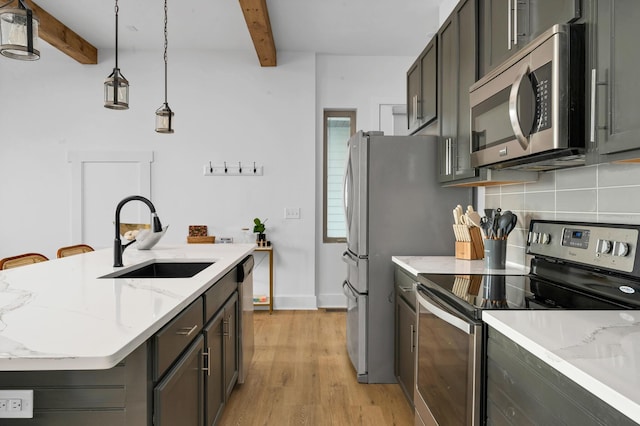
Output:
(0, 253), (49, 270)
(57, 244), (94, 258)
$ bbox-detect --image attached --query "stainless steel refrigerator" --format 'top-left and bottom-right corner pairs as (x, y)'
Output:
(341, 130), (471, 383)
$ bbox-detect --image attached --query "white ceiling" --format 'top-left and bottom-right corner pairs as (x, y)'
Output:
(35, 0), (444, 58)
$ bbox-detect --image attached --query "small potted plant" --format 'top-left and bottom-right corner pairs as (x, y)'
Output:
(253, 218), (267, 242)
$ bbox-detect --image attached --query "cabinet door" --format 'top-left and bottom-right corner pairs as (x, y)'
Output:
(529, 0), (582, 39)
(154, 335), (205, 426)
(453, 0), (478, 180)
(420, 39), (438, 125)
(479, 0), (529, 75)
(396, 295), (416, 405)
(204, 312), (224, 426)
(407, 59), (421, 131)
(438, 16), (456, 182)
(223, 292), (239, 399)
(593, 0), (640, 156)
(439, 0), (478, 182)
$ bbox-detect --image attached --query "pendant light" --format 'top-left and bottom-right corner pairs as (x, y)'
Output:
(155, 0), (174, 133)
(0, 0), (40, 60)
(104, 0), (129, 110)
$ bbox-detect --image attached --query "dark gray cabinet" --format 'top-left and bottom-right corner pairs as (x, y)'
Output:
(590, 0), (640, 160)
(204, 312), (224, 426)
(394, 266), (417, 406)
(153, 335), (205, 426)
(438, 0), (478, 183)
(486, 326), (637, 425)
(407, 37), (438, 134)
(479, 0), (582, 77)
(223, 292), (239, 399)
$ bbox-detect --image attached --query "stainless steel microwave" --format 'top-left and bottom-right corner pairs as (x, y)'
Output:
(470, 24), (585, 171)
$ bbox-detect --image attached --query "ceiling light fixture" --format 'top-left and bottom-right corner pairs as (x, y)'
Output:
(104, 0), (129, 110)
(155, 0), (174, 133)
(0, 0), (40, 60)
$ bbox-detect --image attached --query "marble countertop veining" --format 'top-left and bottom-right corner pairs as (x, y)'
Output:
(484, 310), (640, 423)
(0, 244), (255, 371)
(392, 255), (529, 276)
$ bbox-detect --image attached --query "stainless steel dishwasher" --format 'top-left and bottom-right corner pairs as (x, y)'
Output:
(236, 255), (254, 384)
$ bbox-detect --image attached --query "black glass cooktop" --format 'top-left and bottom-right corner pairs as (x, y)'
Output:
(417, 269), (640, 321)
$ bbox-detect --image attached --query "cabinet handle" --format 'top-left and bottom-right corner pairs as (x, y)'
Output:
(590, 68), (597, 143)
(507, 0), (512, 50)
(513, 0), (519, 46)
(412, 95), (418, 123)
(202, 349), (211, 376)
(590, 68), (609, 143)
(223, 316), (231, 340)
(176, 324), (198, 336)
(410, 324), (415, 353)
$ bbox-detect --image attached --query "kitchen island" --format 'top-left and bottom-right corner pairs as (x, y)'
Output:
(0, 243), (255, 424)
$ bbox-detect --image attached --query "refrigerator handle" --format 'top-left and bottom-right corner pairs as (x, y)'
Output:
(342, 251), (358, 267)
(343, 155), (353, 239)
(342, 280), (357, 299)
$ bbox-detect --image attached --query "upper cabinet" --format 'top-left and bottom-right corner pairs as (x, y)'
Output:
(589, 0), (640, 161)
(438, 0), (478, 182)
(478, 0), (582, 77)
(407, 37), (438, 134)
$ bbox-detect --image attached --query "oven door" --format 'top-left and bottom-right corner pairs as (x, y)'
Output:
(415, 287), (482, 426)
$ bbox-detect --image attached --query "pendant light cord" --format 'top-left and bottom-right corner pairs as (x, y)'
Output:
(163, 0), (168, 104)
(114, 0), (119, 69)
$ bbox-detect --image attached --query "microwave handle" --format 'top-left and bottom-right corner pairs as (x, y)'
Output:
(508, 63), (531, 151)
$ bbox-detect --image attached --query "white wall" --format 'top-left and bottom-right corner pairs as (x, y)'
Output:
(315, 54), (413, 307)
(0, 47), (317, 309)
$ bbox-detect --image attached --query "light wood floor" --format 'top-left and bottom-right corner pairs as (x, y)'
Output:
(219, 310), (414, 425)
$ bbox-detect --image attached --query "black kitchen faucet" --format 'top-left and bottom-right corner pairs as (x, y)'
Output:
(113, 195), (163, 267)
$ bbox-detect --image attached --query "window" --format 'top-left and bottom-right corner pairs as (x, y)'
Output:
(323, 110), (355, 243)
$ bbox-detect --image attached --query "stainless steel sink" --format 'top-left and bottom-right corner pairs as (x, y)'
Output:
(100, 261), (214, 279)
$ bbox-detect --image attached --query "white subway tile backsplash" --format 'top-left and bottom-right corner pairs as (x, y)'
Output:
(525, 170), (556, 191)
(598, 187), (640, 213)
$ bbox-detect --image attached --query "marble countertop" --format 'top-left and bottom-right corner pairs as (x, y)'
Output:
(0, 244), (255, 371)
(484, 310), (640, 423)
(392, 255), (529, 276)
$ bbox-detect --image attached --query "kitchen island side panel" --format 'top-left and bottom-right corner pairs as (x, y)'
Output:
(0, 342), (152, 425)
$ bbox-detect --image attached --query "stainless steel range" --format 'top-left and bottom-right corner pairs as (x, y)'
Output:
(414, 220), (640, 426)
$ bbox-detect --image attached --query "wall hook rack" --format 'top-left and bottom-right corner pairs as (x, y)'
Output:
(203, 161), (263, 176)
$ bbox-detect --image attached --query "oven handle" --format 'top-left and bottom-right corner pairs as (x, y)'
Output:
(508, 63), (531, 151)
(417, 289), (473, 334)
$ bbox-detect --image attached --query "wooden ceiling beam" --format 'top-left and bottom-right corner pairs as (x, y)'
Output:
(238, 0), (277, 67)
(23, 0), (98, 64)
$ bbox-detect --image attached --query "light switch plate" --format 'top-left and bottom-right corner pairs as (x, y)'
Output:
(284, 207), (301, 219)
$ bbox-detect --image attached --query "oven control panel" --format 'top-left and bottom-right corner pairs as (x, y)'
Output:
(528, 220), (638, 273)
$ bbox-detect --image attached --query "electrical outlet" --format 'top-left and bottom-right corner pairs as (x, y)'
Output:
(284, 207), (301, 219)
(0, 390), (33, 418)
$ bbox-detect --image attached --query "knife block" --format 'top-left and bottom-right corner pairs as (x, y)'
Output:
(455, 227), (484, 260)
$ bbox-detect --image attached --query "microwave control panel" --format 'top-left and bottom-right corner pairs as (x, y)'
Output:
(528, 220), (638, 273)
(532, 62), (552, 134)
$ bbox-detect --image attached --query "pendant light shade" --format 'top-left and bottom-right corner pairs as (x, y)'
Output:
(0, 0), (40, 61)
(104, 0), (129, 110)
(155, 103), (174, 134)
(104, 67), (129, 110)
(155, 0), (174, 133)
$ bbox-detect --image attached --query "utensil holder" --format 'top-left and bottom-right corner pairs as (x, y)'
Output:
(454, 226), (484, 260)
(484, 238), (507, 269)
